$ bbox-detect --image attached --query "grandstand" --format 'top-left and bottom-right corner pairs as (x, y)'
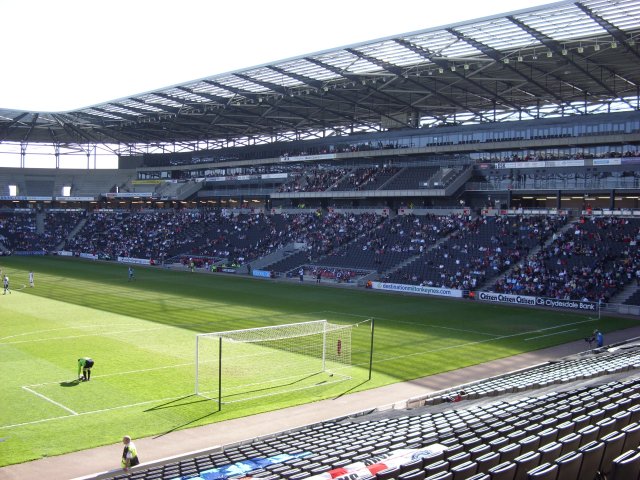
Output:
(1, 0), (640, 478)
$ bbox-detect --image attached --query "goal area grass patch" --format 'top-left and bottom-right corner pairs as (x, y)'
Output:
(0, 255), (636, 467)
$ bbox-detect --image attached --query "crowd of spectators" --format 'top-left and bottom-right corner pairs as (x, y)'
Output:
(493, 216), (640, 302)
(3, 207), (640, 304)
(66, 210), (204, 261)
(0, 211), (85, 252)
(386, 215), (567, 290)
(0, 212), (40, 252)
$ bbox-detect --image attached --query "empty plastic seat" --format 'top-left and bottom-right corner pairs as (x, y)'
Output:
(469, 444), (491, 461)
(476, 451), (501, 473)
(513, 450), (541, 480)
(518, 436), (541, 454)
(447, 451), (471, 468)
(572, 415), (590, 432)
(489, 437), (509, 452)
(423, 460), (449, 477)
(612, 411), (631, 431)
(465, 474), (490, 480)
(400, 459), (424, 473)
(451, 460), (478, 480)
(376, 467), (401, 480)
(596, 417), (617, 438)
(526, 462), (558, 479)
(609, 449), (640, 480)
(628, 405), (640, 424)
(557, 432), (581, 456)
(424, 471), (452, 480)
(398, 469), (425, 480)
(578, 441), (605, 480)
(537, 428), (557, 446)
(443, 444), (464, 458)
(487, 461), (516, 480)
(553, 451), (582, 479)
(622, 423), (640, 453)
(577, 425), (600, 446)
(499, 444), (522, 464)
(537, 442), (562, 465)
(599, 431), (626, 477)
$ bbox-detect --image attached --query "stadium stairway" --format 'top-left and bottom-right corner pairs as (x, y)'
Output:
(481, 218), (576, 293)
(6, 327), (640, 480)
(58, 215), (87, 251)
(610, 281), (640, 306)
(380, 229), (462, 282)
(249, 242), (303, 272)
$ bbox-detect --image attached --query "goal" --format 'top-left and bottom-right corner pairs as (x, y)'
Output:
(195, 319), (373, 406)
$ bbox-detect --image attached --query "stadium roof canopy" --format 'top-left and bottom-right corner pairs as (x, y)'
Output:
(0, 0), (639, 155)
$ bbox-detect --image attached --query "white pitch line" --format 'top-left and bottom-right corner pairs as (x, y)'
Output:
(24, 362), (194, 388)
(374, 318), (596, 364)
(427, 324), (501, 337)
(525, 328), (578, 341)
(0, 325), (170, 345)
(0, 323), (147, 341)
(21, 386), (78, 416)
(0, 393), (193, 430)
(2, 317), (598, 431)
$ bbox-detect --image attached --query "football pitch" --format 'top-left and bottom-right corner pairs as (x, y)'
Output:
(0, 255), (636, 467)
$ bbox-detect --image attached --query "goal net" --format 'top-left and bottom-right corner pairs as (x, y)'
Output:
(195, 319), (372, 405)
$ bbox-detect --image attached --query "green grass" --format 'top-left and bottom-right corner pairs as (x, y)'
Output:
(0, 255), (636, 467)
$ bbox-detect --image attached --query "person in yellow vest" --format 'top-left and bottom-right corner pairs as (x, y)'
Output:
(121, 435), (140, 472)
(77, 357), (94, 381)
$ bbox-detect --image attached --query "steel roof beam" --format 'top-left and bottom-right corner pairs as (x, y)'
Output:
(304, 56), (432, 126)
(267, 65), (386, 127)
(50, 114), (106, 144)
(344, 47), (491, 122)
(575, 2), (640, 63)
(446, 27), (570, 107)
(507, 15), (636, 108)
(232, 73), (322, 128)
(393, 38), (526, 114)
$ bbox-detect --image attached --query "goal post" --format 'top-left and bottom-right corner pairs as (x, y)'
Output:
(195, 318), (373, 406)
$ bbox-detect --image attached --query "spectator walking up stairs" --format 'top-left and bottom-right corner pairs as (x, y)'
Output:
(481, 218), (577, 292)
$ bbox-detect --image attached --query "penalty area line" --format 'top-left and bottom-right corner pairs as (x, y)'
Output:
(1, 393), (191, 430)
(21, 386), (78, 416)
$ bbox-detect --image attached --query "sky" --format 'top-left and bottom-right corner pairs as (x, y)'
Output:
(0, 0), (556, 112)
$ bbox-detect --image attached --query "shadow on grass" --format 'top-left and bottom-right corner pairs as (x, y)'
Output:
(146, 395), (221, 439)
(144, 394), (211, 412)
(60, 379), (81, 387)
(332, 378), (370, 399)
(222, 372), (322, 402)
